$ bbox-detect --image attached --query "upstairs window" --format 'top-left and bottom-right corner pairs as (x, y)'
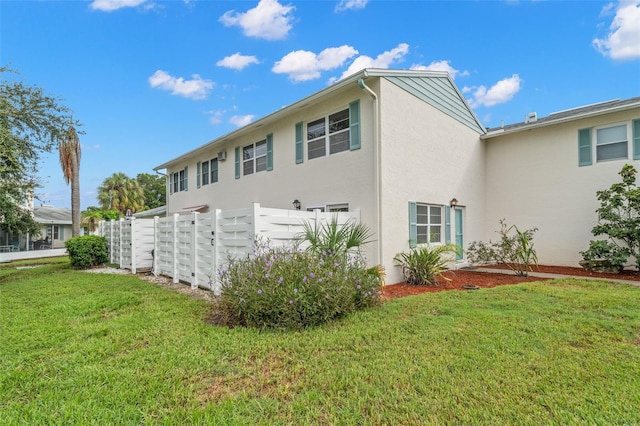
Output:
(169, 166), (188, 193)
(243, 140), (267, 176)
(210, 158), (219, 183)
(201, 160), (209, 186)
(596, 124), (627, 162)
(307, 108), (350, 160)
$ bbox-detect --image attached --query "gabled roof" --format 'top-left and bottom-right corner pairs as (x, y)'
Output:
(33, 206), (72, 225)
(482, 96), (640, 139)
(154, 68), (485, 170)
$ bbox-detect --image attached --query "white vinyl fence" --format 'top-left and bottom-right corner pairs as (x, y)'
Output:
(99, 203), (360, 294)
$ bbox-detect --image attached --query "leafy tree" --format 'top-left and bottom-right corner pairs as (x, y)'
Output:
(81, 207), (119, 233)
(0, 65), (79, 235)
(97, 172), (145, 216)
(586, 164), (640, 271)
(59, 124), (81, 236)
(136, 172), (166, 210)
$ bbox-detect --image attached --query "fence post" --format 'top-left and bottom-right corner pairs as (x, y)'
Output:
(191, 211), (199, 289)
(172, 213), (179, 284)
(251, 202), (260, 242)
(153, 216), (159, 276)
(130, 217), (137, 274)
(109, 220), (114, 264)
(119, 218), (124, 268)
(212, 209), (221, 295)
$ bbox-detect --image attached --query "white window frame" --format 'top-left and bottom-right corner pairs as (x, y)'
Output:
(306, 203), (349, 213)
(416, 203), (443, 245)
(307, 107), (350, 160)
(595, 122), (629, 163)
(243, 140), (267, 176)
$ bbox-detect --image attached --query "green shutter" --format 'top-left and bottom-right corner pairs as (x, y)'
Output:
(212, 159), (219, 183)
(235, 147), (241, 179)
(184, 166), (188, 191)
(169, 173), (173, 195)
(60, 226), (64, 241)
(445, 206), (451, 244)
(633, 119), (640, 160)
(295, 122), (304, 164)
(349, 99), (361, 151)
(196, 162), (201, 188)
(409, 201), (417, 248)
(578, 128), (592, 166)
(266, 133), (274, 171)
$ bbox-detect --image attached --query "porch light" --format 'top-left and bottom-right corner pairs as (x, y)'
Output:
(293, 199), (301, 210)
(450, 198), (458, 208)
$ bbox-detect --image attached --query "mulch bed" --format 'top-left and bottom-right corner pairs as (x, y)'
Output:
(382, 264), (640, 300)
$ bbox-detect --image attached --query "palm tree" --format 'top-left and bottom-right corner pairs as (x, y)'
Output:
(97, 172), (145, 216)
(81, 210), (103, 234)
(59, 124), (81, 237)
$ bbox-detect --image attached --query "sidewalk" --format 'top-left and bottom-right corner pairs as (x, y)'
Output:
(465, 267), (640, 287)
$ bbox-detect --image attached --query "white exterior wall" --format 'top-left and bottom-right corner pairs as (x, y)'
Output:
(485, 108), (640, 267)
(166, 85), (379, 265)
(378, 79), (486, 284)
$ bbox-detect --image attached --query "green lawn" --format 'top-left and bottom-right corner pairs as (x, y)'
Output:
(1, 261), (639, 425)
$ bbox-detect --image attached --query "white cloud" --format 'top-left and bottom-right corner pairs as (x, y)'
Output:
(467, 74), (522, 108)
(272, 45), (358, 82)
(335, 0), (369, 12)
(90, 0), (148, 11)
(206, 110), (225, 125)
(220, 0), (295, 41)
(335, 43), (410, 81)
(217, 53), (260, 70)
(410, 60), (469, 80)
(230, 115), (255, 127)
(593, 0), (640, 60)
(148, 70), (214, 100)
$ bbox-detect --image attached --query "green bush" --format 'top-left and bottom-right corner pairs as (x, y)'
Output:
(394, 244), (459, 285)
(466, 219), (539, 277)
(65, 235), (109, 269)
(217, 241), (382, 330)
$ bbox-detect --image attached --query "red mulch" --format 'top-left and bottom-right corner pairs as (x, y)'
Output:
(382, 264), (640, 300)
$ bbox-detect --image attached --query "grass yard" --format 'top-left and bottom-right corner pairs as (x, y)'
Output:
(1, 261), (639, 425)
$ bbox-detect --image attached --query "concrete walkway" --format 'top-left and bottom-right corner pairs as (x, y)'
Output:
(464, 267), (640, 287)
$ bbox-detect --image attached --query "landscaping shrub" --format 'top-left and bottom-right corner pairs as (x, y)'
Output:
(217, 241), (382, 330)
(65, 235), (109, 269)
(394, 244), (459, 285)
(466, 219), (539, 277)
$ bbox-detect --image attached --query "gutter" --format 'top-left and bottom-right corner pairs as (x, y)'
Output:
(358, 77), (383, 267)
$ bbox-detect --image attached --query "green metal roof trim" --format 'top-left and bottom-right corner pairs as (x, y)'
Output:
(384, 75), (485, 134)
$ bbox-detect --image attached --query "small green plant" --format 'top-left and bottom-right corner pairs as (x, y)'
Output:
(394, 244), (460, 285)
(64, 235), (109, 269)
(297, 215), (373, 259)
(217, 241), (382, 330)
(466, 219), (539, 277)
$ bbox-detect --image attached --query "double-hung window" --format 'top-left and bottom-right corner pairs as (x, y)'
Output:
(210, 158), (219, 183)
(201, 160), (210, 186)
(298, 99), (360, 163)
(169, 166), (188, 193)
(596, 124), (628, 162)
(416, 204), (442, 244)
(409, 202), (444, 247)
(307, 109), (350, 159)
(235, 134), (273, 179)
(579, 119), (640, 166)
(243, 139), (267, 176)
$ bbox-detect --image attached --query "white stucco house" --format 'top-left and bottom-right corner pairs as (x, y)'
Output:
(154, 68), (640, 283)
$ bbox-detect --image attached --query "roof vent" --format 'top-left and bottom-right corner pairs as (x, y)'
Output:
(525, 112), (537, 123)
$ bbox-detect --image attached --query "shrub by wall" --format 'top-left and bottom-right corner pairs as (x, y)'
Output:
(217, 242), (382, 330)
(65, 235), (109, 269)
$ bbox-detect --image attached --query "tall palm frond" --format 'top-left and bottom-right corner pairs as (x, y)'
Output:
(58, 125), (81, 236)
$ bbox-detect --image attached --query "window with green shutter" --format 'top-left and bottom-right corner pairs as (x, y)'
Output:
(266, 133), (273, 171)
(578, 128), (592, 166)
(295, 122), (303, 164)
(235, 147), (240, 179)
(633, 119), (640, 160)
(349, 99), (360, 150)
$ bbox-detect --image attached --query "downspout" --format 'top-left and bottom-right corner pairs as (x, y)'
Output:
(358, 78), (383, 268)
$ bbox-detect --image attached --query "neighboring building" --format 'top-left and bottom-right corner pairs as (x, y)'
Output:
(483, 97), (640, 268)
(32, 206), (73, 249)
(154, 68), (640, 283)
(133, 205), (167, 219)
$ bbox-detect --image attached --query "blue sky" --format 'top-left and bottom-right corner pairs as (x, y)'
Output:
(2, 0), (639, 210)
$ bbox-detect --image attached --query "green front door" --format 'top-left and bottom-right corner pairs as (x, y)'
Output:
(455, 208), (463, 260)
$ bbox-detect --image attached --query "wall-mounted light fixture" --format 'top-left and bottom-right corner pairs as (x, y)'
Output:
(450, 198), (458, 208)
(293, 199), (301, 210)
